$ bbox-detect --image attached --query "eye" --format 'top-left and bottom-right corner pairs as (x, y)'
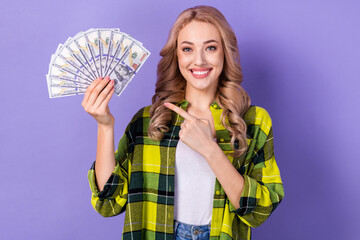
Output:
(182, 47), (192, 52)
(206, 46), (217, 51)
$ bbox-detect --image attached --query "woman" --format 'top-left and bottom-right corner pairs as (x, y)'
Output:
(83, 5), (284, 240)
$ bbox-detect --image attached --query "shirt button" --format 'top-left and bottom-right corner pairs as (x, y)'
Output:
(220, 138), (224, 142)
(216, 190), (220, 195)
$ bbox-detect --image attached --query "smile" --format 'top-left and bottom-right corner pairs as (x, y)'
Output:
(189, 68), (212, 79)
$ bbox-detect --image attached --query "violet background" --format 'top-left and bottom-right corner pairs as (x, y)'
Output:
(1, 0), (359, 239)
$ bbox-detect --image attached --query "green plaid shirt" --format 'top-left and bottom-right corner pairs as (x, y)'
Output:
(88, 99), (284, 240)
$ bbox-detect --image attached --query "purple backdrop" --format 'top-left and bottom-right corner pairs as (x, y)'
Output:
(1, 0), (359, 239)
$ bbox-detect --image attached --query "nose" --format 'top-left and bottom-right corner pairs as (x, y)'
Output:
(194, 49), (207, 66)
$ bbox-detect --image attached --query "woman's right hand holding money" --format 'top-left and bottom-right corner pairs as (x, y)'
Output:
(82, 76), (116, 191)
(82, 76), (115, 128)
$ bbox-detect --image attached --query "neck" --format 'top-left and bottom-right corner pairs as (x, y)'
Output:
(184, 85), (217, 112)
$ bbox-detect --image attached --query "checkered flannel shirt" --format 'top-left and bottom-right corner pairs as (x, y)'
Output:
(88, 99), (284, 240)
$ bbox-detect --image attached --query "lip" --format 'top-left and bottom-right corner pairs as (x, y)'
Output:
(189, 68), (213, 79)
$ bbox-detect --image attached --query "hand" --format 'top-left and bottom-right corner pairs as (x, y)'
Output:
(164, 102), (215, 157)
(82, 76), (115, 127)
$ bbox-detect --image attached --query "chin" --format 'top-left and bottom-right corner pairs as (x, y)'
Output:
(189, 82), (215, 91)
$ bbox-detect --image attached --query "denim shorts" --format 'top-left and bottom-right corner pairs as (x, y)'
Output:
(173, 219), (211, 240)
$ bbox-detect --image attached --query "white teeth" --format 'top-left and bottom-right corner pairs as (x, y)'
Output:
(192, 70), (209, 75)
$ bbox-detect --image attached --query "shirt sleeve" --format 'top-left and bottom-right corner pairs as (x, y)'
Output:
(87, 123), (133, 217)
(229, 106), (284, 228)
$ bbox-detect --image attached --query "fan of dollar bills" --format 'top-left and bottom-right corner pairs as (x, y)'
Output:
(46, 28), (151, 98)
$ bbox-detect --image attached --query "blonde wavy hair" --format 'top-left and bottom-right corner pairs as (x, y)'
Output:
(148, 5), (251, 157)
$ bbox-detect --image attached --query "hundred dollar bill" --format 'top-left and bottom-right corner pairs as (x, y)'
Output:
(56, 44), (95, 82)
(98, 29), (114, 76)
(84, 29), (101, 77)
(122, 42), (150, 74)
(50, 53), (93, 83)
(46, 74), (90, 88)
(103, 32), (124, 76)
(107, 41), (150, 77)
(70, 32), (98, 78)
(47, 28), (150, 98)
(108, 63), (134, 96)
(48, 54), (93, 84)
(106, 42), (150, 96)
(48, 63), (90, 85)
(71, 28), (120, 79)
(61, 37), (97, 80)
(86, 32), (135, 96)
(104, 33), (134, 76)
(97, 29), (105, 77)
(48, 85), (87, 98)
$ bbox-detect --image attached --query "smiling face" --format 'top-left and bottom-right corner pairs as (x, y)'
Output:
(177, 21), (224, 96)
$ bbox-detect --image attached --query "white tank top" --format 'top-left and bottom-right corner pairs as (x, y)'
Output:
(174, 138), (216, 225)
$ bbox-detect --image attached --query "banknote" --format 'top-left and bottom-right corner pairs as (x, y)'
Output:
(47, 28), (150, 98)
(99, 43), (148, 96)
(99, 29), (113, 76)
(70, 32), (98, 78)
(47, 85), (87, 98)
(83, 29), (101, 77)
(104, 32), (130, 75)
(48, 55), (90, 84)
(49, 54), (92, 83)
(57, 47), (95, 81)
(46, 74), (90, 88)
(122, 42), (150, 74)
(62, 37), (97, 80)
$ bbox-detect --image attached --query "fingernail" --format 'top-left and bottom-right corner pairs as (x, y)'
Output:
(164, 102), (169, 107)
(105, 76), (110, 80)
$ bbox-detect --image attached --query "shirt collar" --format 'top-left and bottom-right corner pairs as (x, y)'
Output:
(176, 99), (221, 111)
(174, 99), (224, 130)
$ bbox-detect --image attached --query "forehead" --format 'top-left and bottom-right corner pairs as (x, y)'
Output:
(177, 21), (221, 43)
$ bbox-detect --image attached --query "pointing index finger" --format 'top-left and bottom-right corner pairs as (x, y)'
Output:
(164, 102), (193, 120)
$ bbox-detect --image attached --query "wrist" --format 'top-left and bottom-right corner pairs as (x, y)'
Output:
(202, 139), (220, 160)
(98, 122), (115, 131)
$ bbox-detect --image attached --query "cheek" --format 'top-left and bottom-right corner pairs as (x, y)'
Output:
(178, 55), (193, 75)
(178, 53), (190, 67)
(215, 50), (224, 70)
(208, 53), (224, 69)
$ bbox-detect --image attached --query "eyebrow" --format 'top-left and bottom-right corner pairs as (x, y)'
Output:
(180, 39), (219, 45)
